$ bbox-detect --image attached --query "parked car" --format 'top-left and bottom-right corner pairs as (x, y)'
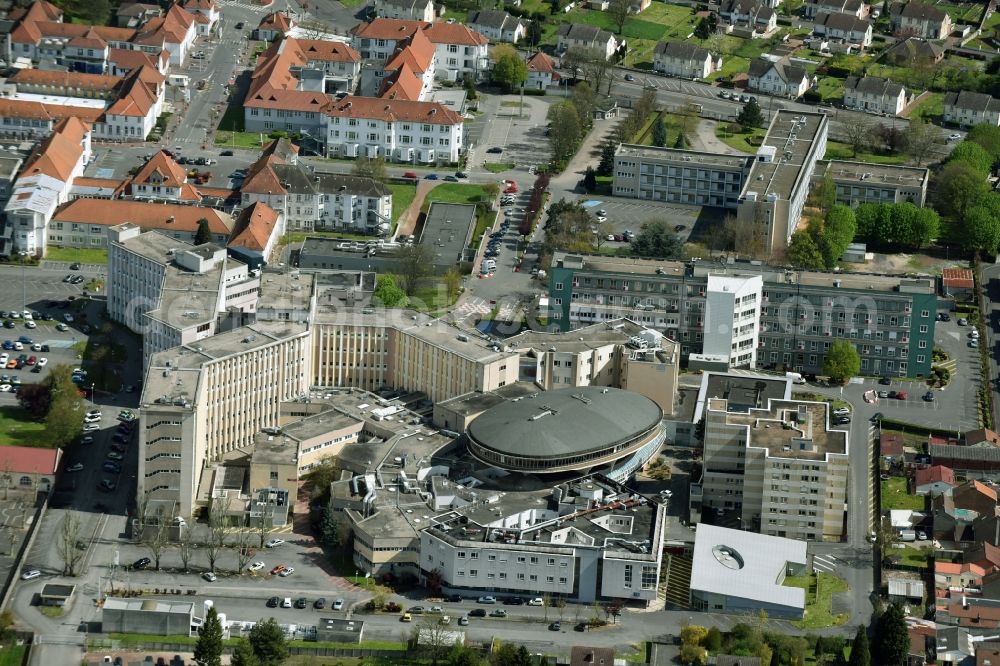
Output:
(477, 596), (496, 604)
(896, 391), (908, 400)
(20, 569), (40, 580)
(486, 147), (503, 154)
(624, 73), (635, 81)
(468, 608), (487, 617)
(490, 609), (507, 618)
(923, 391), (935, 402)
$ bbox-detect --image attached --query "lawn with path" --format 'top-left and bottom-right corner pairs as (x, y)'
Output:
(783, 572), (849, 629)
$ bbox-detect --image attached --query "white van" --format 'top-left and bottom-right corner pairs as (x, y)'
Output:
(482, 259), (496, 272)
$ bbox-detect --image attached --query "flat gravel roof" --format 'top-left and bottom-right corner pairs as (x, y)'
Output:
(466, 386), (661, 459)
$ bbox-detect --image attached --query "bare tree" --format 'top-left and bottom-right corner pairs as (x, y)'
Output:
(904, 116), (937, 167)
(144, 519), (170, 571)
(204, 497), (229, 574)
(257, 501), (274, 550)
(5, 530), (15, 556)
(178, 516), (198, 573)
(593, 219), (616, 249)
(556, 597), (567, 621)
(133, 489), (151, 544)
(608, 0), (631, 34)
(843, 119), (873, 158)
(56, 511), (86, 576)
(234, 528), (255, 574)
(543, 592), (552, 621)
(414, 617), (451, 666)
(1, 461), (12, 500)
(398, 244), (433, 297)
(566, 46), (611, 94)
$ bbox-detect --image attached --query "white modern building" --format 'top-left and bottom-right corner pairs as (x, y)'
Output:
(697, 274), (763, 369)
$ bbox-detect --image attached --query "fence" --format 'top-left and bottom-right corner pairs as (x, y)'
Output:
(86, 638), (407, 661)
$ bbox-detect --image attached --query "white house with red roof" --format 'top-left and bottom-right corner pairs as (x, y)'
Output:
(2, 116), (90, 257)
(324, 96), (463, 162)
(132, 5), (198, 66)
(526, 51), (560, 90)
(351, 18), (490, 81)
(0, 446), (61, 493)
(180, 0), (221, 36)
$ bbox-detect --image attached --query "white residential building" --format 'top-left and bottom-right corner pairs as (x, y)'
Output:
(653, 41), (717, 79)
(555, 24), (618, 60)
(812, 12), (872, 50)
(748, 55), (811, 98)
(373, 0), (436, 21)
(698, 274), (763, 368)
(526, 51), (560, 90)
(324, 96), (463, 163)
(943, 90), (1000, 127)
(467, 10), (525, 43)
(843, 76), (906, 116)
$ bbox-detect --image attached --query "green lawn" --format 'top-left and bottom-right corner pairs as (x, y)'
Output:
(715, 124), (765, 154)
(824, 141), (908, 165)
(708, 56), (751, 81)
(388, 183), (417, 225)
(816, 77), (844, 103)
(908, 92), (944, 120)
(214, 131), (268, 149)
(783, 572), (849, 629)
(425, 183), (490, 206)
(44, 247), (108, 264)
(484, 163), (516, 173)
(0, 644), (26, 666)
(881, 476), (925, 511)
(885, 546), (931, 568)
(0, 407), (47, 448)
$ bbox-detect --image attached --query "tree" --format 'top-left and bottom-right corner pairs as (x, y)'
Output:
(608, 0), (631, 34)
(205, 496), (229, 574)
(351, 157), (387, 184)
(415, 617), (452, 665)
(935, 160), (991, 221)
(234, 528), (255, 573)
(144, 519), (170, 571)
(679, 645), (708, 666)
(491, 46), (528, 92)
(567, 46), (611, 93)
(443, 267), (462, 303)
(872, 603), (909, 666)
(674, 132), (688, 149)
(965, 204), (1000, 255)
(824, 339), (861, 384)
(967, 124), (1000, 162)
(569, 81), (596, 128)
(704, 627), (723, 652)
(908, 206), (940, 249)
(399, 244), (433, 296)
(248, 617), (289, 666)
(548, 101), (583, 164)
(597, 141), (617, 176)
(651, 114), (668, 147)
(178, 515), (198, 573)
(231, 639), (260, 666)
(593, 219), (616, 249)
(256, 501), (274, 550)
(843, 119), (873, 157)
(15, 382), (51, 419)
(818, 204), (857, 268)
(680, 625), (709, 647)
(583, 167), (598, 193)
(449, 643), (484, 666)
(56, 511), (85, 576)
(948, 140), (995, 176)
(848, 625), (871, 666)
(194, 606), (224, 666)
(317, 506), (339, 547)
(736, 97), (764, 129)
(526, 20), (542, 47)
(630, 219), (683, 259)
(694, 16), (712, 39)
(33, 365), (84, 449)
(809, 174), (836, 214)
(374, 274), (409, 308)
(194, 218), (212, 245)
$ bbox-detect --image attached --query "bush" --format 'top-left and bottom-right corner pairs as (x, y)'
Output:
(802, 89), (822, 103)
(523, 88), (547, 96)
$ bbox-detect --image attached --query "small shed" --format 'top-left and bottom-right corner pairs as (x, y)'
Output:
(888, 578), (924, 603)
(941, 268), (974, 301)
(316, 617), (364, 644)
(841, 242), (867, 264)
(39, 583), (75, 607)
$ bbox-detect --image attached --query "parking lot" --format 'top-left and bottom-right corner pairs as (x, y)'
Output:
(471, 94), (551, 172)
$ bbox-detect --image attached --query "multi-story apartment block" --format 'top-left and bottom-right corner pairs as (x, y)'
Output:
(812, 12), (872, 50)
(748, 55), (811, 98)
(843, 75), (906, 116)
(138, 321), (312, 517)
(2, 116), (90, 257)
(106, 224), (260, 366)
(547, 252), (938, 377)
(420, 476), (666, 604)
(350, 19), (489, 82)
(612, 144), (754, 208)
(324, 96), (463, 163)
(943, 90), (1000, 128)
(614, 111), (826, 254)
(653, 41), (717, 80)
(702, 397), (849, 540)
(313, 307), (519, 403)
(814, 160), (929, 207)
(2, 65), (166, 142)
(890, 1), (952, 39)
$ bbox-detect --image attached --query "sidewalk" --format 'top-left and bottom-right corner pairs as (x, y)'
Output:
(690, 119), (748, 156)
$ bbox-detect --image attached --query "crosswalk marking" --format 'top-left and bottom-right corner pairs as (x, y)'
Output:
(813, 554), (838, 574)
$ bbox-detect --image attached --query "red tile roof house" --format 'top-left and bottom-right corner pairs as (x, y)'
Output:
(916, 465), (956, 496)
(942, 268), (975, 301)
(0, 446), (62, 494)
